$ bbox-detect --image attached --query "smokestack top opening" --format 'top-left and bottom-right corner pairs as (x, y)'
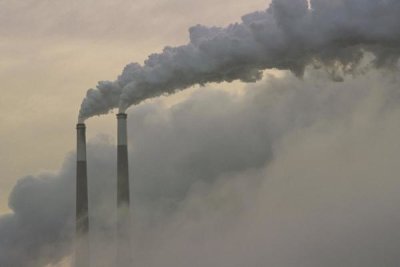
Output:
(76, 123), (86, 129)
(116, 113), (127, 119)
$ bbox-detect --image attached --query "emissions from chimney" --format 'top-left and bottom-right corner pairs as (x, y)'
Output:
(78, 0), (400, 122)
(116, 113), (132, 266)
(75, 123), (90, 267)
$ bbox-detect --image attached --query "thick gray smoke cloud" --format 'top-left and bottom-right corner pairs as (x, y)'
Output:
(79, 0), (400, 121)
(2, 69), (400, 266)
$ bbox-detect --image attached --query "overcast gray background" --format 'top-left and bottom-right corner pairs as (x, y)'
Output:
(0, 0), (267, 212)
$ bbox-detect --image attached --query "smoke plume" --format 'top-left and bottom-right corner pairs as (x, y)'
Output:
(3, 69), (400, 266)
(79, 0), (400, 121)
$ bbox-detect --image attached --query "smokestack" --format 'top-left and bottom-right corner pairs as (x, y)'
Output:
(117, 113), (130, 207)
(116, 113), (131, 266)
(75, 123), (90, 267)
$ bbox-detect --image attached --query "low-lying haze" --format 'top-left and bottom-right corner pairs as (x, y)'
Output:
(2, 69), (400, 266)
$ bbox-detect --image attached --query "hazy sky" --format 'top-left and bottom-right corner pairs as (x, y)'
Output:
(0, 0), (268, 212)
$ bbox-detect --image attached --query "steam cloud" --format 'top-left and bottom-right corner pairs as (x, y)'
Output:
(79, 0), (400, 121)
(2, 70), (400, 266)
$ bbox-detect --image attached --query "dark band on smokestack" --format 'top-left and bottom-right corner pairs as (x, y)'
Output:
(117, 113), (130, 207)
(76, 123), (89, 267)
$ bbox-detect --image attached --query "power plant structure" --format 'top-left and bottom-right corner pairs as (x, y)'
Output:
(75, 123), (90, 267)
(75, 114), (132, 267)
(116, 113), (132, 267)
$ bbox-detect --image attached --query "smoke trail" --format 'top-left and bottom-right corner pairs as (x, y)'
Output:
(78, 0), (400, 121)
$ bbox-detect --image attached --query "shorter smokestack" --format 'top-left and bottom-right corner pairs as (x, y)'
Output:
(76, 123), (89, 267)
(116, 113), (132, 267)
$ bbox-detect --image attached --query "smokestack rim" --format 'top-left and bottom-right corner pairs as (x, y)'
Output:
(76, 123), (86, 129)
(116, 113), (127, 119)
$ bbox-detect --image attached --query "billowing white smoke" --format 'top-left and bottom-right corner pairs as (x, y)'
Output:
(6, 70), (400, 267)
(78, 0), (400, 122)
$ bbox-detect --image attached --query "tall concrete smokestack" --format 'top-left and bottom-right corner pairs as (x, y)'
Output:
(117, 113), (130, 207)
(116, 113), (131, 266)
(75, 123), (90, 267)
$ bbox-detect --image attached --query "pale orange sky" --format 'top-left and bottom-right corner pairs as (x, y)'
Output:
(0, 0), (270, 212)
